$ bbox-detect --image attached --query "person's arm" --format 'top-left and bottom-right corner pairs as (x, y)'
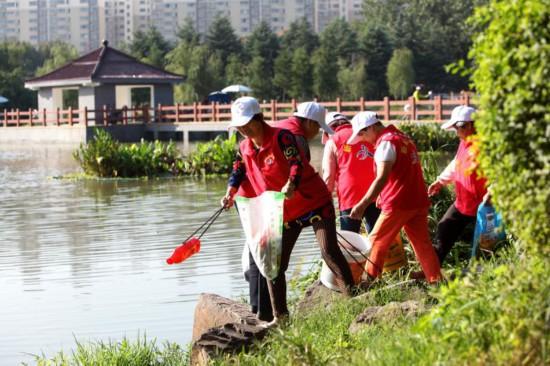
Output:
(221, 151), (246, 209)
(321, 139), (338, 193)
(278, 130), (303, 199)
(428, 158), (456, 196)
(350, 161), (393, 219)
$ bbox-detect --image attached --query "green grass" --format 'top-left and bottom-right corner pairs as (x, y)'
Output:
(215, 248), (549, 365)
(28, 335), (189, 366)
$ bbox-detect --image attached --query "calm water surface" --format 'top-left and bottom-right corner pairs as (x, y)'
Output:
(0, 143), (322, 365)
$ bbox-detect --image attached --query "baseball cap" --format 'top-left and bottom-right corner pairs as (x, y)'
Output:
(293, 102), (334, 135)
(229, 96), (261, 128)
(346, 111), (379, 145)
(325, 112), (349, 127)
(441, 105), (476, 130)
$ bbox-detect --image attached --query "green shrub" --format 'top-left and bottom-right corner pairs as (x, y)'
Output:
(468, 0), (550, 255)
(399, 122), (458, 152)
(73, 129), (236, 178)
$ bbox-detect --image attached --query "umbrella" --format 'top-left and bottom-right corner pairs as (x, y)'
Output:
(221, 84), (252, 93)
(0, 96), (8, 104)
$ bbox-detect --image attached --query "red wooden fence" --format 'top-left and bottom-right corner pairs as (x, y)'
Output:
(0, 95), (471, 127)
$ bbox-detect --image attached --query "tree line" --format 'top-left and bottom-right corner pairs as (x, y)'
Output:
(0, 0), (478, 109)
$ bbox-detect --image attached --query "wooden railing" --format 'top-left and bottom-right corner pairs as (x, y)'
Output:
(0, 95), (471, 127)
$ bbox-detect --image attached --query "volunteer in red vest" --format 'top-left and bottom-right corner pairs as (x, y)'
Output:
(277, 101), (335, 161)
(322, 112), (380, 233)
(221, 97), (355, 325)
(348, 114), (442, 284)
(427, 106), (487, 264)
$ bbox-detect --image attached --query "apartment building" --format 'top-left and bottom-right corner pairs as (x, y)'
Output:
(0, 0), (364, 52)
(0, 0), (100, 52)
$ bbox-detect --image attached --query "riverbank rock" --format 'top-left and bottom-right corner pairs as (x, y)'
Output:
(192, 293), (260, 341)
(191, 293), (267, 365)
(348, 300), (425, 334)
(295, 280), (347, 316)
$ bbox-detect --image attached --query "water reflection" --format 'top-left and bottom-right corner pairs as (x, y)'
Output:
(0, 142), (321, 365)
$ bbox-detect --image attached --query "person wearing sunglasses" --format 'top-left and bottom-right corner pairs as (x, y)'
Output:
(425, 105), (488, 268)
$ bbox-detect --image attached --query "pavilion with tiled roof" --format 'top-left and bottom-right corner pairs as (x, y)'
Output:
(25, 40), (182, 121)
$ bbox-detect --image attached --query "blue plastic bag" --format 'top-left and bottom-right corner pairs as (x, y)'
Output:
(471, 202), (506, 258)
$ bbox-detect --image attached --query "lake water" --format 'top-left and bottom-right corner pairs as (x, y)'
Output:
(0, 143), (322, 365)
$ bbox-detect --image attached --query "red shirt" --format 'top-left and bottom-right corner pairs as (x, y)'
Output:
(454, 140), (487, 216)
(375, 125), (430, 212)
(238, 125), (331, 222)
(330, 124), (376, 211)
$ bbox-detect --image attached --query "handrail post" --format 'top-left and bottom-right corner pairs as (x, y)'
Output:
(359, 97), (365, 112)
(175, 103), (180, 122)
(193, 102), (198, 122)
(43, 108), (47, 126)
(463, 92), (470, 106)
(212, 101), (217, 121)
(68, 107), (73, 126)
(336, 97), (341, 112)
(84, 107), (88, 126)
(157, 103), (162, 123)
(291, 98), (297, 111)
(3, 108), (7, 127)
(28, 108), (33, 126)
(409, 97), (416, 121)
(16, 108), (20, 127)
(383, 97), (390, 121)
(435, 96), (442, 122)
(270, 99), (276, 122)
(56, 108), (61, 126)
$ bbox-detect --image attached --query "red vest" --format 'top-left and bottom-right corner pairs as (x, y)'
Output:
(331, 124), (376, 211)
(375, 125), (430, 212)
(276, 116), (305, 137)
(454, 140), (487, 216)
(239, 125), (331, 222)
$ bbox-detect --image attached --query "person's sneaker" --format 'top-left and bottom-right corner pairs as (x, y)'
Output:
(259, 314), (289, 329)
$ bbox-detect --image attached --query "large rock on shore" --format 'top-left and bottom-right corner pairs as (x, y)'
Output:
(190, 293), (267, 365)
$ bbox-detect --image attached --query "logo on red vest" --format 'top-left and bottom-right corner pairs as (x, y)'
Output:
(355, 144), (373, 160)
(264, 154), (275, 165)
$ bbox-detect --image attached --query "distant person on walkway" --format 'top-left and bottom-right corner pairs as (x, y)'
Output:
(426, 106), (488, 265)
(277, 101), (335, 161)
(322, 112), (380, 233)
(222, 97), (355, 326)
(348, 114), (442, 284)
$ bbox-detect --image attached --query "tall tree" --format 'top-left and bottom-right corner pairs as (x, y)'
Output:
(176, 17), (200, 46)
(289, 47), (313, 100)
(0, 41), (44, 109)
(247, 55), (274, 101)
(273, 49), (293, 101)
(386, 47), (415, 99)
(36, 42), (78, 76)
(338, 60), (374, 99)
(280, 18), (319, 54)
(205, 16), (243, 64)
(225, 54), (247, 85)
(312, 47), (340, 100)
(358, 25), (393, 98)
(129, 27), (172, 68)
(319, 18), (357, 65)
(246, 21), (280, 73)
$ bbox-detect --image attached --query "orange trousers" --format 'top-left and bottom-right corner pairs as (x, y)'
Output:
(367, 208), (442, 283)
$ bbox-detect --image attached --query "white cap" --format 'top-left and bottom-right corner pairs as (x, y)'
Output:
(325, 112), (349, 127)
(346, 111), (379, 145)
(293, 102), (334, 135)
(230, 96), (261, 128)
(441, 105), (476, 130)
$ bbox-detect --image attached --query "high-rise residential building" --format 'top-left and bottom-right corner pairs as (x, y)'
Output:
(0, 0), (363, 53)
(0, 0), (100, 52)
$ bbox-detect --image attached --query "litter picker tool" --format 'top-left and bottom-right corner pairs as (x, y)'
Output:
(166, 207), (224, 265)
